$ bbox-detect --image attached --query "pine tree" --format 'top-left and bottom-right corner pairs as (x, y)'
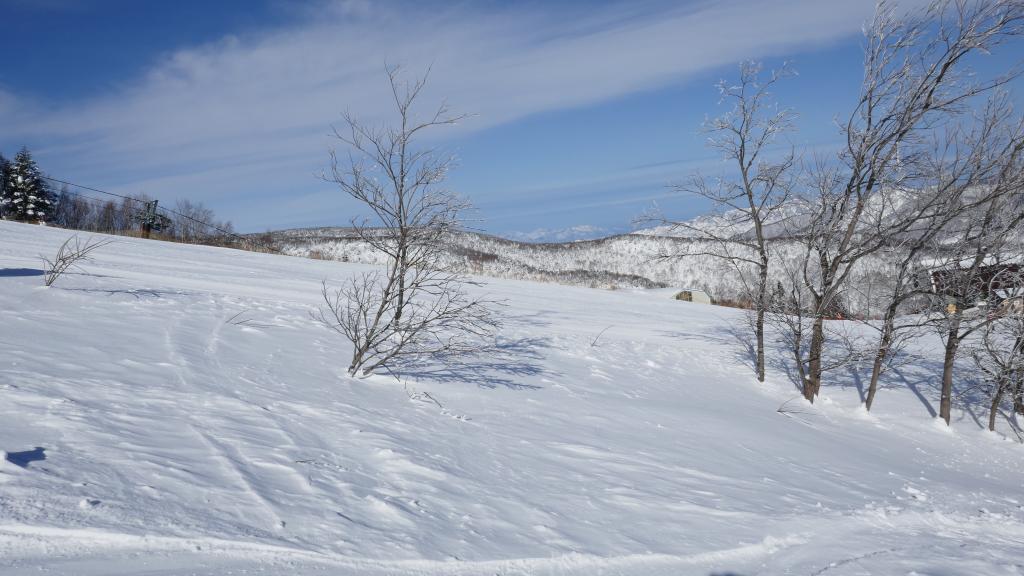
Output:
(0, 154), (9, 220)
(1, 147), (53, 223)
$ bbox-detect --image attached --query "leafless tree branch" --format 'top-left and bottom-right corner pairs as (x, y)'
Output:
(318, 66), (501, 377)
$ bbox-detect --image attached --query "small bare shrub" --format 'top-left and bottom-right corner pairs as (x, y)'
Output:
(41, 235), (112, 287)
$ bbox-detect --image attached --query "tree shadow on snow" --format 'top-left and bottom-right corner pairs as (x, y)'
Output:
(659, 322), (758, 372)
(64, 271), (124, 279)
(59, 287), (188, 299)
(4, 447), (46, 468)
(759, 330), (996, 427)
(0, 268), (44, 278)
(765, 352), (816, 397)
(387, 336), (550, 390)
(847, 366), (866, 403)
(763, 342), (942, 411)
(656, 313), (1006, 431)
(996, 408), (1024, 439)
(705, 321), (946, 417)
(659, 329), (736, 345)
(505, 310), (557, 329)
(706, 322), (793, 386)
(889, 361), (996, 426)
(890, 367), (939, 418)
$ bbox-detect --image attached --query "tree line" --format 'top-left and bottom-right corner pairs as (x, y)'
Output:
(0, 147), (236, 244)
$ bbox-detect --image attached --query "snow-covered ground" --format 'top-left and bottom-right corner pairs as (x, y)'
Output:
(1, 220), (1022, 575)
(268, 228), (896, 316)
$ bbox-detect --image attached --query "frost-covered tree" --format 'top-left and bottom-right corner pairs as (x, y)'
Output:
(859, 95), (1024, 413)
(788, 0), (1024, 405)
(1, 147), (53, 223)
(969, 264), (1024, 432)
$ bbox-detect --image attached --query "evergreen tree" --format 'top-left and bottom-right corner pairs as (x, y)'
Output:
(1, 147), (53, 223)
(0, 154), (9, 219)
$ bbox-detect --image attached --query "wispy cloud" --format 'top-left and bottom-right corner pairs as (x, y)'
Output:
(1, 0), (906, 230)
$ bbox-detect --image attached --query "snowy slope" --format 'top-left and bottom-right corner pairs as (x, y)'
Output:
(270, 228), (899, 315)
(270, 227), (765, 296)
(1, 220), (1023, 575)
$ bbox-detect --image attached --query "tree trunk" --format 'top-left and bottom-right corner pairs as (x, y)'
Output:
(864, 333), (890, 411)
(865, 303), (899, 411)
(348, 346), (367, 376)
(393, 244), (408, 328)
(1013, 335), (1024, 416)
(755, 262), (768, 382)
(805, 315), (825, 402)
(755, 307), (766, 382)
(1014, 375), (1024, 416)
(791, 334), (807, 392)
(939, 315), (962, 425)
(989, 380), (1006, 432)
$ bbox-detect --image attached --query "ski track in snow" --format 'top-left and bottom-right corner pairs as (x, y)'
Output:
(2, 221), (1024, 575)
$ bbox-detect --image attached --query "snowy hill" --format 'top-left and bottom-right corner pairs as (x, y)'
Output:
(267, 188), (1019, 315)
(268, 227), (741, 293)
(264, 203), (820, 296)
(2, 220), (1023, 575)
(267, 227), (896, 314)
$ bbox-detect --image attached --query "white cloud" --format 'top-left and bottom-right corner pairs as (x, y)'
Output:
(0, 0), (910, 229)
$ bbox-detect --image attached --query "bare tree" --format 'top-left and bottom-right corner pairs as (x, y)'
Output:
(316, 66), (500, 377)
(765, 258), (814, 387)
(41, 235), (113, 287)
(855, 94), (1024, 410)
(852, 245), (932, 411)
(51, 185), (95, 230)
(661, 61), (796, 382)
(970, 271), (1024, 432)
(765, 250), (868, 391)
(925, 135), (1024, 424)
(171, 199), (232, 243)
(789, 0), (1024, 404)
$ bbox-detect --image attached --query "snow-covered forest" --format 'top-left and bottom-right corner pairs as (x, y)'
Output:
(269, 225), (902, 312)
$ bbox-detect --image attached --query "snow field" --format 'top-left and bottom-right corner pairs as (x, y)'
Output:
(1, 220), (1022, 575)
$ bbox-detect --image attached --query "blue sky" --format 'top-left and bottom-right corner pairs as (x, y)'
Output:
(2, 0), (1022, 239)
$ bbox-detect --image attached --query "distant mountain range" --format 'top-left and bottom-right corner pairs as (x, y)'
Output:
(506, 225), (616, 243)
(260, 190), (996, 315)
(263, 224), (758, 299)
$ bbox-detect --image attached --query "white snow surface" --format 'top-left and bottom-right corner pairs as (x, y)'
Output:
(1, 220), (1022, 575)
